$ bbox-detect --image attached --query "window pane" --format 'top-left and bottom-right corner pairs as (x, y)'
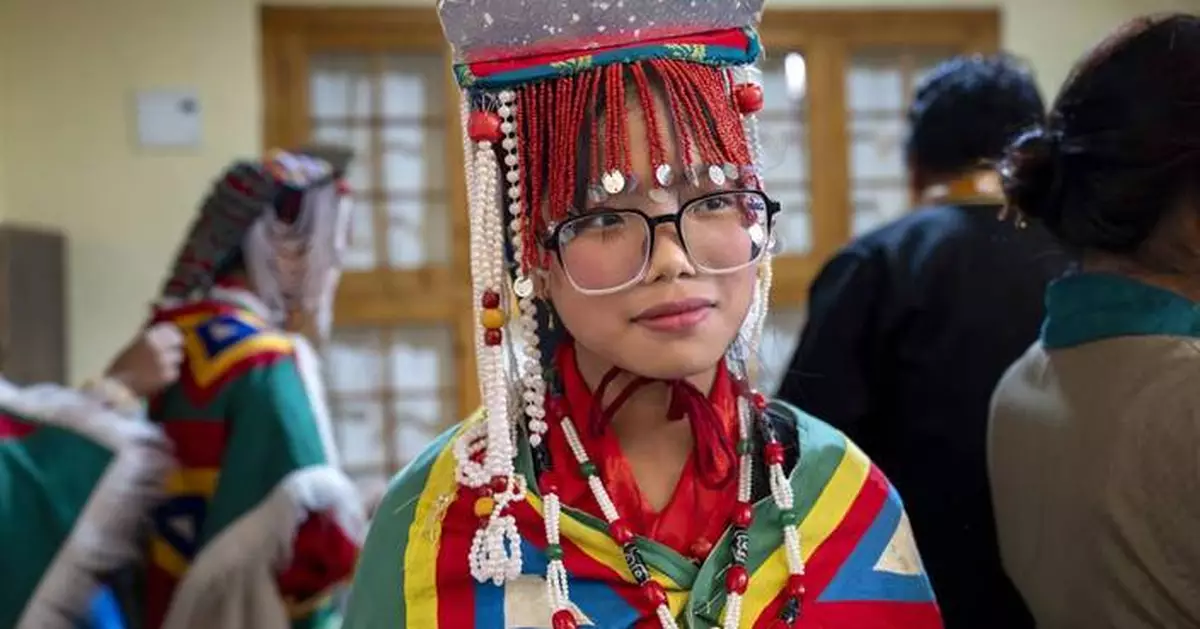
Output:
(381, 54), (445, 118)
(770, 187), (811, 255)
(324, 329), (384, 394)
(388, 326), (456, 470)
(386, 198), (449, 268)
(307, 51), (451, 273)
(759, 51), (811, 255)
(309, 55), (372, 120)
(331, 398), (387, 467)
(847, 48), (955, 237)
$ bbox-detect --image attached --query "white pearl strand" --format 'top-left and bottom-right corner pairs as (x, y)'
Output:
(721, 391), (756, 628)
(496, 90), (551, 451)
(461, 92), (525, 586)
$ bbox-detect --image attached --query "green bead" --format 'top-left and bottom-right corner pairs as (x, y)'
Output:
(737, 439), (753, 455)
(778, 509), (800, 526)
(579, 461), (598, 477)
(546, 544), (564, 560)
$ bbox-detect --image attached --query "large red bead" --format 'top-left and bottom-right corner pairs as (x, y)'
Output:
(484, 328), (503, 346)
(609, 519), (635, 545)
(786, 574), (807, 597)
(641, 581), (668, 608)
(734, 84), (765, 114)
(551, 610), (578, 629)
(764, 442), (786, 466)
(468, 111), (504, 143)
(481, 290), (501, 308)
(490, 476), (510, 494)
(725, 565), (749, 594)
(732, 502), (755, 528)
(750, 391), (769, 411)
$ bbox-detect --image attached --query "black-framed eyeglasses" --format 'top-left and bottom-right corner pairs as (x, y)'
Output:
(543, 190), (781, 295)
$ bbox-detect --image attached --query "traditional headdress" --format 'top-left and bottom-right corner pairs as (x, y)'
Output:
(159, 146), (354, 335)
(440, 2), (803, 628)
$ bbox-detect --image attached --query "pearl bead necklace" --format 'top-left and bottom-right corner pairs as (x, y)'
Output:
(539, 387), (807, 629)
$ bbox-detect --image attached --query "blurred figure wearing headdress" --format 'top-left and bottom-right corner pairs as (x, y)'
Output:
(343, 2), (943, 628)
(141, 148), (365, 629)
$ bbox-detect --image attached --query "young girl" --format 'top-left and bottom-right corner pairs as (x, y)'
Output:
(344, 1), (942, 627)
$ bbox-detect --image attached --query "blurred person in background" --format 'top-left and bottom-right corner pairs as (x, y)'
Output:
(777, 54), (1067, 629)
(992, 14), (1200, 628)
(1, 324), (182, 629)
(141, 147), (365, 629)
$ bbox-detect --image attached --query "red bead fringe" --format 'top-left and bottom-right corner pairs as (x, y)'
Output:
(507, 61), (755, 272)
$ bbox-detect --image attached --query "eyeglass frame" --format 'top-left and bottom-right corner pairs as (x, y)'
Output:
(542, 189), (783, 296)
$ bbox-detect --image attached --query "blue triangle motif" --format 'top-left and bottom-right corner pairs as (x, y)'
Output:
(194, 315), (259, 358)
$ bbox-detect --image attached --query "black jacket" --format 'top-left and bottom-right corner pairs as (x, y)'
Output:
(777, 203), (1068, 629)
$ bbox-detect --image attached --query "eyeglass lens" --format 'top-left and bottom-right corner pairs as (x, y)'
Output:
(557, 191), (771, 292)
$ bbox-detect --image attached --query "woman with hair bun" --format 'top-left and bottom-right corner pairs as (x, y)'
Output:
(990, 13), (1200, 629)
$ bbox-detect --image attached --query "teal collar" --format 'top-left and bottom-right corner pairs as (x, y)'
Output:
(1042, 272), (1200, 349)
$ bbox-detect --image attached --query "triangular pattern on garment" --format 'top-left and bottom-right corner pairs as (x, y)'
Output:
(818, 485), (936, 604)
(470, 539), (638, 629)
(151, 495), (209, 560)
(194, 314), (260, 358)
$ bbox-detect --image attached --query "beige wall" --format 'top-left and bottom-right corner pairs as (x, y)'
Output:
(0, 0), (1197, 383)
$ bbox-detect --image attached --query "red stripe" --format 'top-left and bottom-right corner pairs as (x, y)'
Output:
(150, 300), (240, 325)
(436, 488), (478, 628)
(178, 350), (289, 406)
(143, 562), (177, 629)
(161, 421), (228, 467)
(806, 601), (944, 629)
(0, 413), (37, 439)
(752, 465), (891, 628)
(466, 28), (751, 77)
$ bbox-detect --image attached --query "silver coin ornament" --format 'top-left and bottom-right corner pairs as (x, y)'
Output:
(602, 170), (627, 195)
(708, 164), (727, 186)
(513, 276), (535, 298)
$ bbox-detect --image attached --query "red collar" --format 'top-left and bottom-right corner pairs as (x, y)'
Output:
(543, 340), (740, 558)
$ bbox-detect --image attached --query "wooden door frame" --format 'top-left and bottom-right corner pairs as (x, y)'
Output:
(261, 6), (478, 418)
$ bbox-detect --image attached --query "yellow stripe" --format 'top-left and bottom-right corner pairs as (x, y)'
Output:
(164, 468), (219, 497)
(150, 537), (190, 577)
(403, 420), (473, 628)
(739, 437), (872, 624)
(526, 494), (688, 616)
(183, 331), (293, 388)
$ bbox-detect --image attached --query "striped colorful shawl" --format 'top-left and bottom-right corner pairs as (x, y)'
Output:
(343, 403), (943, 628)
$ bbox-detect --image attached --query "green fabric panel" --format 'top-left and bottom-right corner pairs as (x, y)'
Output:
(341, 423), (462, 629)
(0, 420), (114, 628)
(686, 402), (847, 626)
(199, 356), (327, 546)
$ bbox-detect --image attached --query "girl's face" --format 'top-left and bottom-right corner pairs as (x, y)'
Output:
(545, 96), (759, 382)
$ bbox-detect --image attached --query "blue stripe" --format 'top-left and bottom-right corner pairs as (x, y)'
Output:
(818, 486), (937, 604)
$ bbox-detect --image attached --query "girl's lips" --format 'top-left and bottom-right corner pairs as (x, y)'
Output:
(632, 299), (715, 333)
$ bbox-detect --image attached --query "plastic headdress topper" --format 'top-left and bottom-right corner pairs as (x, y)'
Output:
(438, 0), (765, 62)
(439, 0), (765, 89)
